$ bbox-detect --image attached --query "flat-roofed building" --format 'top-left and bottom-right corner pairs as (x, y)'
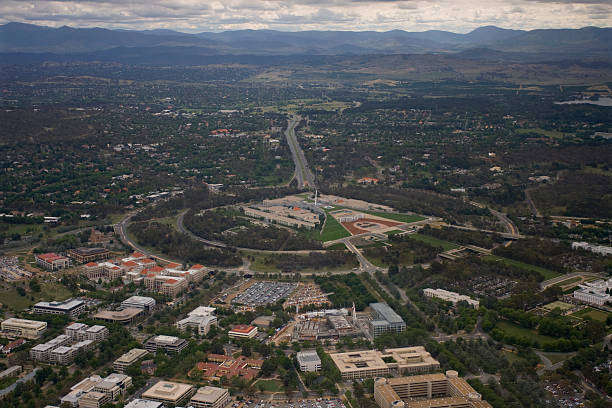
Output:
(228, 324), (257, 339)
(297, 350), (321, 372)
(176, 314), (217, 336)
(124, 400), (164, 408)
(33, 298), (86, 318)
(78, 391), (111, 408)
(141, 381), (195, 407)
(67, 247), (110, 264)
(189, 386), (230, 408)
(121, 296), (156, 312)
(73, 340), (95, 353)
(1, 318), (47, 339)
(92, 308), (142, 324)
(144, 335), (188, 354)
(61, 375), (103, 407)
(65, 322), (89, 340)
(93, 373), (132, 399)
(36, 253), (70, 271)
(50, 345), (76, 365)
(113, 348), (149, 373)
(30, 334), (71, 361)
(86, 325), (109, 342)
(423, 288), (480, 308)
(330, 347), (440, 380)
(369, 303), (406, 337)
(374, 371), (492, 408)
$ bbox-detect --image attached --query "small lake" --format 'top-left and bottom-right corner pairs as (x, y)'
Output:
(554, 97), (612, 107)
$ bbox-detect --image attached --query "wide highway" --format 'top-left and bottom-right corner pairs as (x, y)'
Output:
(285, 115), (316, 189)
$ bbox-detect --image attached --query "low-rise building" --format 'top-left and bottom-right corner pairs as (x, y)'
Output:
(93, 373), (132, 399)
(113, 348), (149, 373)
(33, 298), (86, 318)
(329, 347), (440, 380)
(196, 354), (262, 381)
(1, 318), (47, 339)
(86, 325), (109, 342)
(50, 345), (76, 365)
(228, 324), (257, 339)
(369, 302), (406, 337)
(61, 375), (103, 407)
(67, 247), (110, 264)
(78, 391), (111, 408)
(36, 253), (70, 271)
(297, 350), (321, 372)
(92, 308), (143, 324)
(141, 381), (195, 407)
(124, 400), (164, 408)
(374, 371), (492, 408)
(423, 288), (480, 308)
(144, 335), (188, 354)
(573, 278), (612, 306)
(189, 386), (230, 408)
(121, 296), (156, 312)
(30, 334), (71, 361)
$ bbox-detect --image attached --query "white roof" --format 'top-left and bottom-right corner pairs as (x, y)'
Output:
(188, 306), (216, 316)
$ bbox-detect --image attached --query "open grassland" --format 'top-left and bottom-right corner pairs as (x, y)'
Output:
(319, 213), (351, 241)
(0, 281), (72, 311)
(572, 307), (610, 323)
(495, 321), (557, 345)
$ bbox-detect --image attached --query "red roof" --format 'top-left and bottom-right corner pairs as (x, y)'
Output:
(230, 324), (256, 334)
(165, 262), (181, 269)
(148, 266), (164, 273)
(132, 252), (145, 258)
(139, 259), (155, 264)
(122, 261), (138, 267)
(165, 279), (178, 284)
(85, 262), (98, 267)
(38, 253), (66, 262)
(190, 264), (204, 269)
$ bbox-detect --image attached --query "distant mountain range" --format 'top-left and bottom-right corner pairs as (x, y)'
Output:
(0, 22), (610, 64)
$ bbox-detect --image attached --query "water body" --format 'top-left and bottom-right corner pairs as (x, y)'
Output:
(555, 97), (612, 107)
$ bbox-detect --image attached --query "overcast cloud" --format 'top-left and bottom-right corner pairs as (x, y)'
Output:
(0, 0), (610, 32)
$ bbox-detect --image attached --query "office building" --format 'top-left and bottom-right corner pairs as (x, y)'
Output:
(141, 381), (195, 407)
(86, 325), (109, 342)
(78, 391), (111, 408)
(114, 348), (149, 373)
(329, 347), (440, 380)
(297, 350), (322, 372)
(573, 278), (612, 306)
(124, 400), (164, 408)
(93, 308), (143, 324)
(36, 253), (70, 271)
(30, 334), (71, 361)
(423, 288), (480, 308)
(176, 307), (217, 336)
(121, 296), (156, 312)
(144, 335), (188, 354)
(65, 322), (90, 340)
(61, 375), (102, 407)
(33, 298), (86, 318)
(50, 346), (76, 365)
(369, 303), (406, 337)
(189, 386), (230, 408)
(67, 247), (110, 264)
(1, 318), (47, 339)
(93, 373), (132, 399)
(228, 324), (257, 339)
(374, 371), (492, 408)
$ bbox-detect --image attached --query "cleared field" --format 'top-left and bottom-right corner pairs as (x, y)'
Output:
(495, 321), (557, 345)
(0, 281), (72, 311)
(319, 213), (351, 241)
(543, 301), (575, 311)
(360, 210), (425, 224)
(572, 307), (610, 323)
(483, 255), (561, 280)
(406, 233), (460, 251)
(254, 379), (283, 392)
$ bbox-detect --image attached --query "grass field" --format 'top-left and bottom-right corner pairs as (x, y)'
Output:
(361, 210), (425, 224)
(386, 230), (403, 236)
(541, 352), (573, 365)
(495, 321), (557, 345)
(254, 379), (283, 392)
(0, 281), (72, 311)
(483, 255), (561, 280)
(572, 307), (610, 323)
(319, 213), (351, 241)
(543, 301), (575, 311)
(406, 233), (460, 251)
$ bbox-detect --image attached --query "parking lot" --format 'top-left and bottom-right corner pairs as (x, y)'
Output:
(232, 281), (298, 307)
(241, 398), (346, 408)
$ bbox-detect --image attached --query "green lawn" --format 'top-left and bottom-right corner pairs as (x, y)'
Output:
(319, 213), (351, 242)
(572, 308), (610, 323)
(543, 301), (575, 312)
(386, 230), (403, 236)
(327, 243), (347, 250)
(406, 233), (460, 251)
(496, 321), (557, 344)
(483, 255), (561, 280)
(361, 210), (425, 224)
(1, 281), (73, 311)
(254, 379), (283, 392)
(541, 352), (573, 365)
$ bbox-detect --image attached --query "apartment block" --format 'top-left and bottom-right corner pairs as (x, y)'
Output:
(144, 335), (188, 354)
(113, 348), (149, 373)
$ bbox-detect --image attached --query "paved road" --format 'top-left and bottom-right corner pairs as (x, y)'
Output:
(0, 368), (40, 398)
(539, 271), (606, 290)
(468, 200), (520, 237)
(285, 115), (316, 189)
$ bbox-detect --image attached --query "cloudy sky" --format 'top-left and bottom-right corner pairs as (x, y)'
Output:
(1, 0), (610, 33)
